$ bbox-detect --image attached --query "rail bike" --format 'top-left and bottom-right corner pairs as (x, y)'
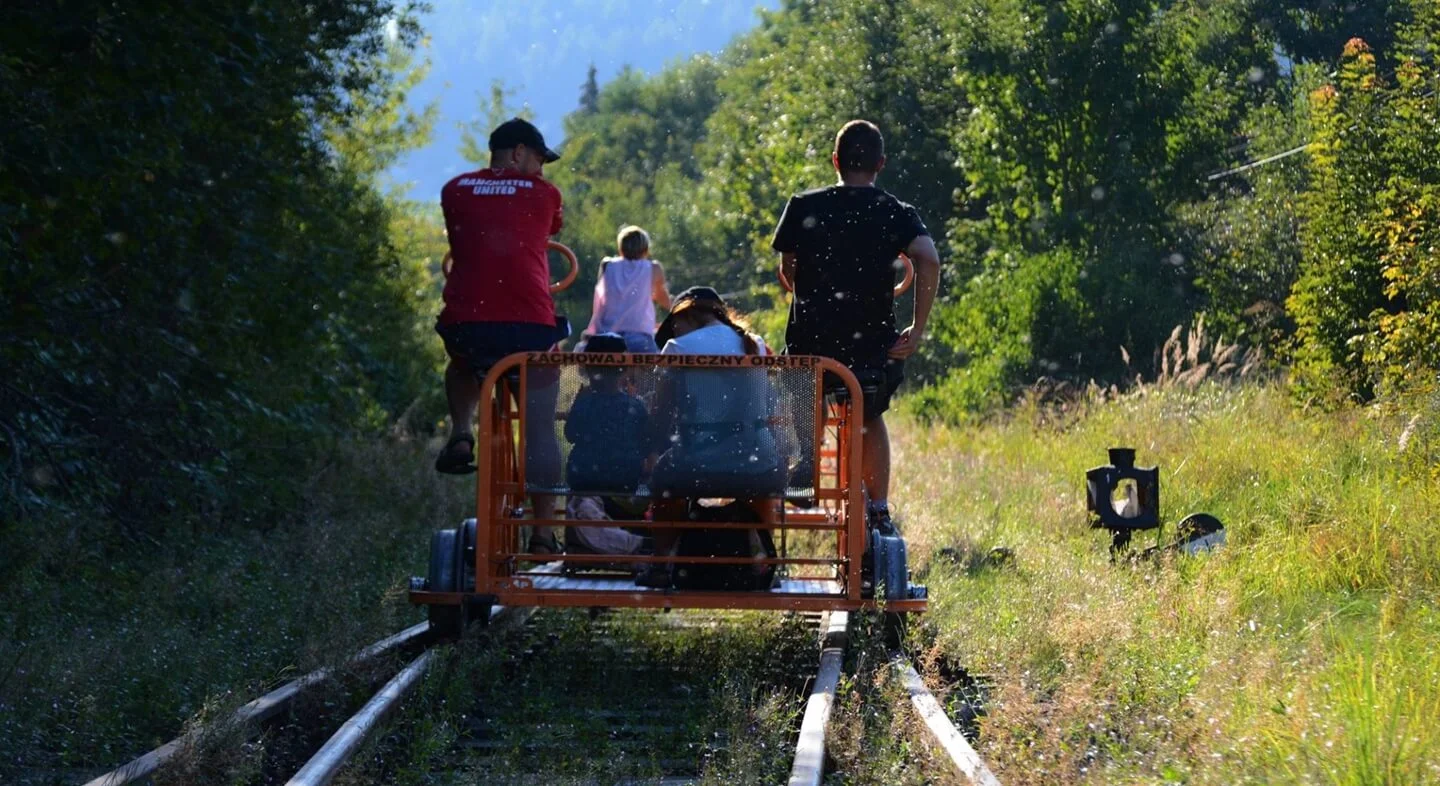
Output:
(411, 250), (927, 635)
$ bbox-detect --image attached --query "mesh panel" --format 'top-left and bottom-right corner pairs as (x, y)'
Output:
(507, 355), (829, 500)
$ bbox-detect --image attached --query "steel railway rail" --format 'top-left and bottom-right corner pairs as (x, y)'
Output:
(83, 609), (996, 785)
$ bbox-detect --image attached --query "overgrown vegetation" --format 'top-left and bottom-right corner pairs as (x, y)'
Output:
(0, 1), (448, 539)
(5, 0), (1440, 782)
(1290, 19), (1440, 403)
(1, 5), (452, 773)
(0, 439), (470, 783)
(894, 383), (1440, 784)
(344, 609), (815, 784)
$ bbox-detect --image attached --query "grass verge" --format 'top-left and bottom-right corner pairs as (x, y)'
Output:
(894, 383), (1440, 785)
(0, 438), (469, 784)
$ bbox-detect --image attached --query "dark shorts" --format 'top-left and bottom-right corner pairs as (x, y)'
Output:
(824, 358), (905, 419)
(435, 320), (562, 376)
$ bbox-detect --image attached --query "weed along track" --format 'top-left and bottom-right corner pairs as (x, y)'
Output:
(417, 608), (822, 783)
(85, 607), (996, 784)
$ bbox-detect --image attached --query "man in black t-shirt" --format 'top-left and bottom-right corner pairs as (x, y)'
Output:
(771, 120), (941, 532)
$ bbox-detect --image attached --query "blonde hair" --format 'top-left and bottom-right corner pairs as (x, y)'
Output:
(617, 225), (651, 260)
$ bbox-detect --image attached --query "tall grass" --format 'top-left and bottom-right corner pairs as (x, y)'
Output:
(8, 382), (1440, 784)
(894, 383), (1440, 784)
(0, 437), (471, 784)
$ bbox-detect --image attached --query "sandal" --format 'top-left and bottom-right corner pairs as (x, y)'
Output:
(434, 434), (477, 475)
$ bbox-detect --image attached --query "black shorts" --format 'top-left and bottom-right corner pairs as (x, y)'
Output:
(435, 321), (563, 377)
(824, 358), (905, 419)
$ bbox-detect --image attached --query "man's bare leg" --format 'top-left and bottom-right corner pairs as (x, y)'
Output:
(436, 358), (481, 473)
(523, 373), (562, 551)
(529, 493), (556, 551)
(861, 414), (891, 502)
(861, 414), (899, 533)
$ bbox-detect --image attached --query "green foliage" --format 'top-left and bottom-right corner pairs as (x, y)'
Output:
(1181, 64), (1323, 349)
(457, 79), (535, 165)
(578, 62), (600, 115)
(910, 248), (1092, 419)
(328, 42), (438, 183)
(695, 0), (965, 283)
(383, 199), (451, 430)
(544, 0), (968, 345)
(927, 0), (1269, 396)
(8, 0), (1439, 547)
(1364, 31), (1440, 390)
(950, 0), (1248, 252)
(1288, 11), (1440, 402)
(531, 0), (1440, 414)
(0, 1), (440, 533)
(1258, 0), (1412, 66)
(545, 56), (726, 327)
(0, 441), (474, 779)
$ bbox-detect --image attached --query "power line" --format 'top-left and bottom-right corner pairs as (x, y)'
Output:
(1205, 141), (1313, 181)
(1203, 63), (1436, 182)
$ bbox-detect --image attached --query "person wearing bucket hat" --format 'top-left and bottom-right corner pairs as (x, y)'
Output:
(433, 116), (568, 554)
(641, 288), (786, 587)
(654, 286), (742, 349)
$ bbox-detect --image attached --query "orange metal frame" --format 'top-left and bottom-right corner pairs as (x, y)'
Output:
(409, 352), (927, 614)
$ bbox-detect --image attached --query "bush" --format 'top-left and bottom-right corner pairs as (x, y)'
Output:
(0, 1), (439, 534)
(1288, 19), (1440, 402)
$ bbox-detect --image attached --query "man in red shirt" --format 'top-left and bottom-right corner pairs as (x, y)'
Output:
(435, 117), (566, 555)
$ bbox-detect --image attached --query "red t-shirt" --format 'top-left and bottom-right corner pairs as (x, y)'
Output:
(439, 168), (564, 326)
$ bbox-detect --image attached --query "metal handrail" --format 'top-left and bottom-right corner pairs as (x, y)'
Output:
(441, 240), (579, 293)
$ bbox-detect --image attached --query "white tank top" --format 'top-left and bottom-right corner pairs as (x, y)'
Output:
(586, 257), (657, 336)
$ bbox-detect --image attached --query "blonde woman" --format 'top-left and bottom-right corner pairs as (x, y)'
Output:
(582, 225), (671, 353)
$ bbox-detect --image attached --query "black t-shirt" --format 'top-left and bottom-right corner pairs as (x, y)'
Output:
(771, 185), (930, 368)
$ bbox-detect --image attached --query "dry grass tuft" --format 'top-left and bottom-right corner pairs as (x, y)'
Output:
(1139, 315), (1266, 389)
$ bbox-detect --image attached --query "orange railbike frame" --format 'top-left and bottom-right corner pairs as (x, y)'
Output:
(409, 352), (927, 613)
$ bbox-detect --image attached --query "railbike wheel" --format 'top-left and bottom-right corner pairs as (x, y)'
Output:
(456, 518), (492, 628)
(427, 528), (462, 639)
(883, 611), (908, 650)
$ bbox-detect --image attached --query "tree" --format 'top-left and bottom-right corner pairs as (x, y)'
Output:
(1259, 0), (1411, 65)
(327, 42), (439, 183)
(545, 57), (725, 330)
(690, 0), (966, 294)
(0, 0), (440, 531)
(909, 0), (1271, 409)
(1183, 62), (1325, 350)
(1289, 5), (1440, 401)
(458, 79), (534, 164)
(579, 63), (600, 114)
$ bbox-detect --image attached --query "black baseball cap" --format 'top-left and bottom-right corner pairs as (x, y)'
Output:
(655, 286), (725, 347)
(489, 117), (560, 163)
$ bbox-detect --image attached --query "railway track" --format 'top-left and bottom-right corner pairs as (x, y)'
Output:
(84, 608), (997, 785)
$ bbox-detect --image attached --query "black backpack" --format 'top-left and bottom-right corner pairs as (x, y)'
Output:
(672, 501), (778, 591)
